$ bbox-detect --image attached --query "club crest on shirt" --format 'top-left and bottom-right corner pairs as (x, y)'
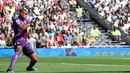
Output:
(16, 20), (21, 24)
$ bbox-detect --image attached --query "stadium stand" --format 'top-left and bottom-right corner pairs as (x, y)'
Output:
(0, 0), (129, 48)
(77, 0), (130, 47)
(0, 0), (85, 48)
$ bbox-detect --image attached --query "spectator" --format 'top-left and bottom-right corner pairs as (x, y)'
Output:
(36, 36), (42, 48)
(0, 35), (7, 48)
(111, 26), (121, 41)
(6, 29), (14, 47)
(47, 36), (55, 47)
(40, 29), (48, 46)
(64, 31), (73, 44)
(8, 5), (15, 21)
(69, 0), (77, 9)
(54, 30), (63, 42)
(28, 35), (36, 49)
(123, 19), (130, 34)
(48, 29), (55, 39)
(90, 26), (100, 40)
(61, 27), (66, 36)
(63, 40), (71, 48)
(76, 5), (83, 19)
(32, 30), (38, 39)
(83, 31), (96, 45)
(73, 31), (82, 45)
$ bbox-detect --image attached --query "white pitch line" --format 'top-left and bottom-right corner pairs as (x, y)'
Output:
(60, 63), (130, 67)
(1, 62), (130, 68)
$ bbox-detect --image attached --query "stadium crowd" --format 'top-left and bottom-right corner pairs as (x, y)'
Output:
(88, 0), (130, 36)
(0, 0), (98, 48)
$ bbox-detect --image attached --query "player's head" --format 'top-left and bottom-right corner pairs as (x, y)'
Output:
(19, 8), (28, 19)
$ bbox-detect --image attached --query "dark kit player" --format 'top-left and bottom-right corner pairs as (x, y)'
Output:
(7, 8), (38, 73)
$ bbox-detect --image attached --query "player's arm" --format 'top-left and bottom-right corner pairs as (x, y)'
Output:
(15, 19), (33, 30)
(19, 23), (32, 30)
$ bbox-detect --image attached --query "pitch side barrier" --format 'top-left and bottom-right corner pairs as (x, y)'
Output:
(0, 48), (130, 57)
(76, 0), (130, 45)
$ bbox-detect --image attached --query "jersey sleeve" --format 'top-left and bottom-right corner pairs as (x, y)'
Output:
(12, 18), (22, 30)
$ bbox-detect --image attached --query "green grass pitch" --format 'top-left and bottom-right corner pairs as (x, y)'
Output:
(0, 57), (130, 73)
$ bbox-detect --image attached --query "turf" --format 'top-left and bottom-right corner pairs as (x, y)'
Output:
(0, 57), (130, 73)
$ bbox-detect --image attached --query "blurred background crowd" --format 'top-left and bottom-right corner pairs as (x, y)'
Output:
(0, 0), (129, 48)
(0, 0), (98, 48)
(87, 0), (130, 35)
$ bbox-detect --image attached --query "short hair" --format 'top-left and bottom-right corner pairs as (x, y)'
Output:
(19, 8), (28, 13)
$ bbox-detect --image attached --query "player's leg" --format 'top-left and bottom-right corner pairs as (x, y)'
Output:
(7, 45), (23, 72)
(26, 53), (38, 71)
(23, 44), (38, 71)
